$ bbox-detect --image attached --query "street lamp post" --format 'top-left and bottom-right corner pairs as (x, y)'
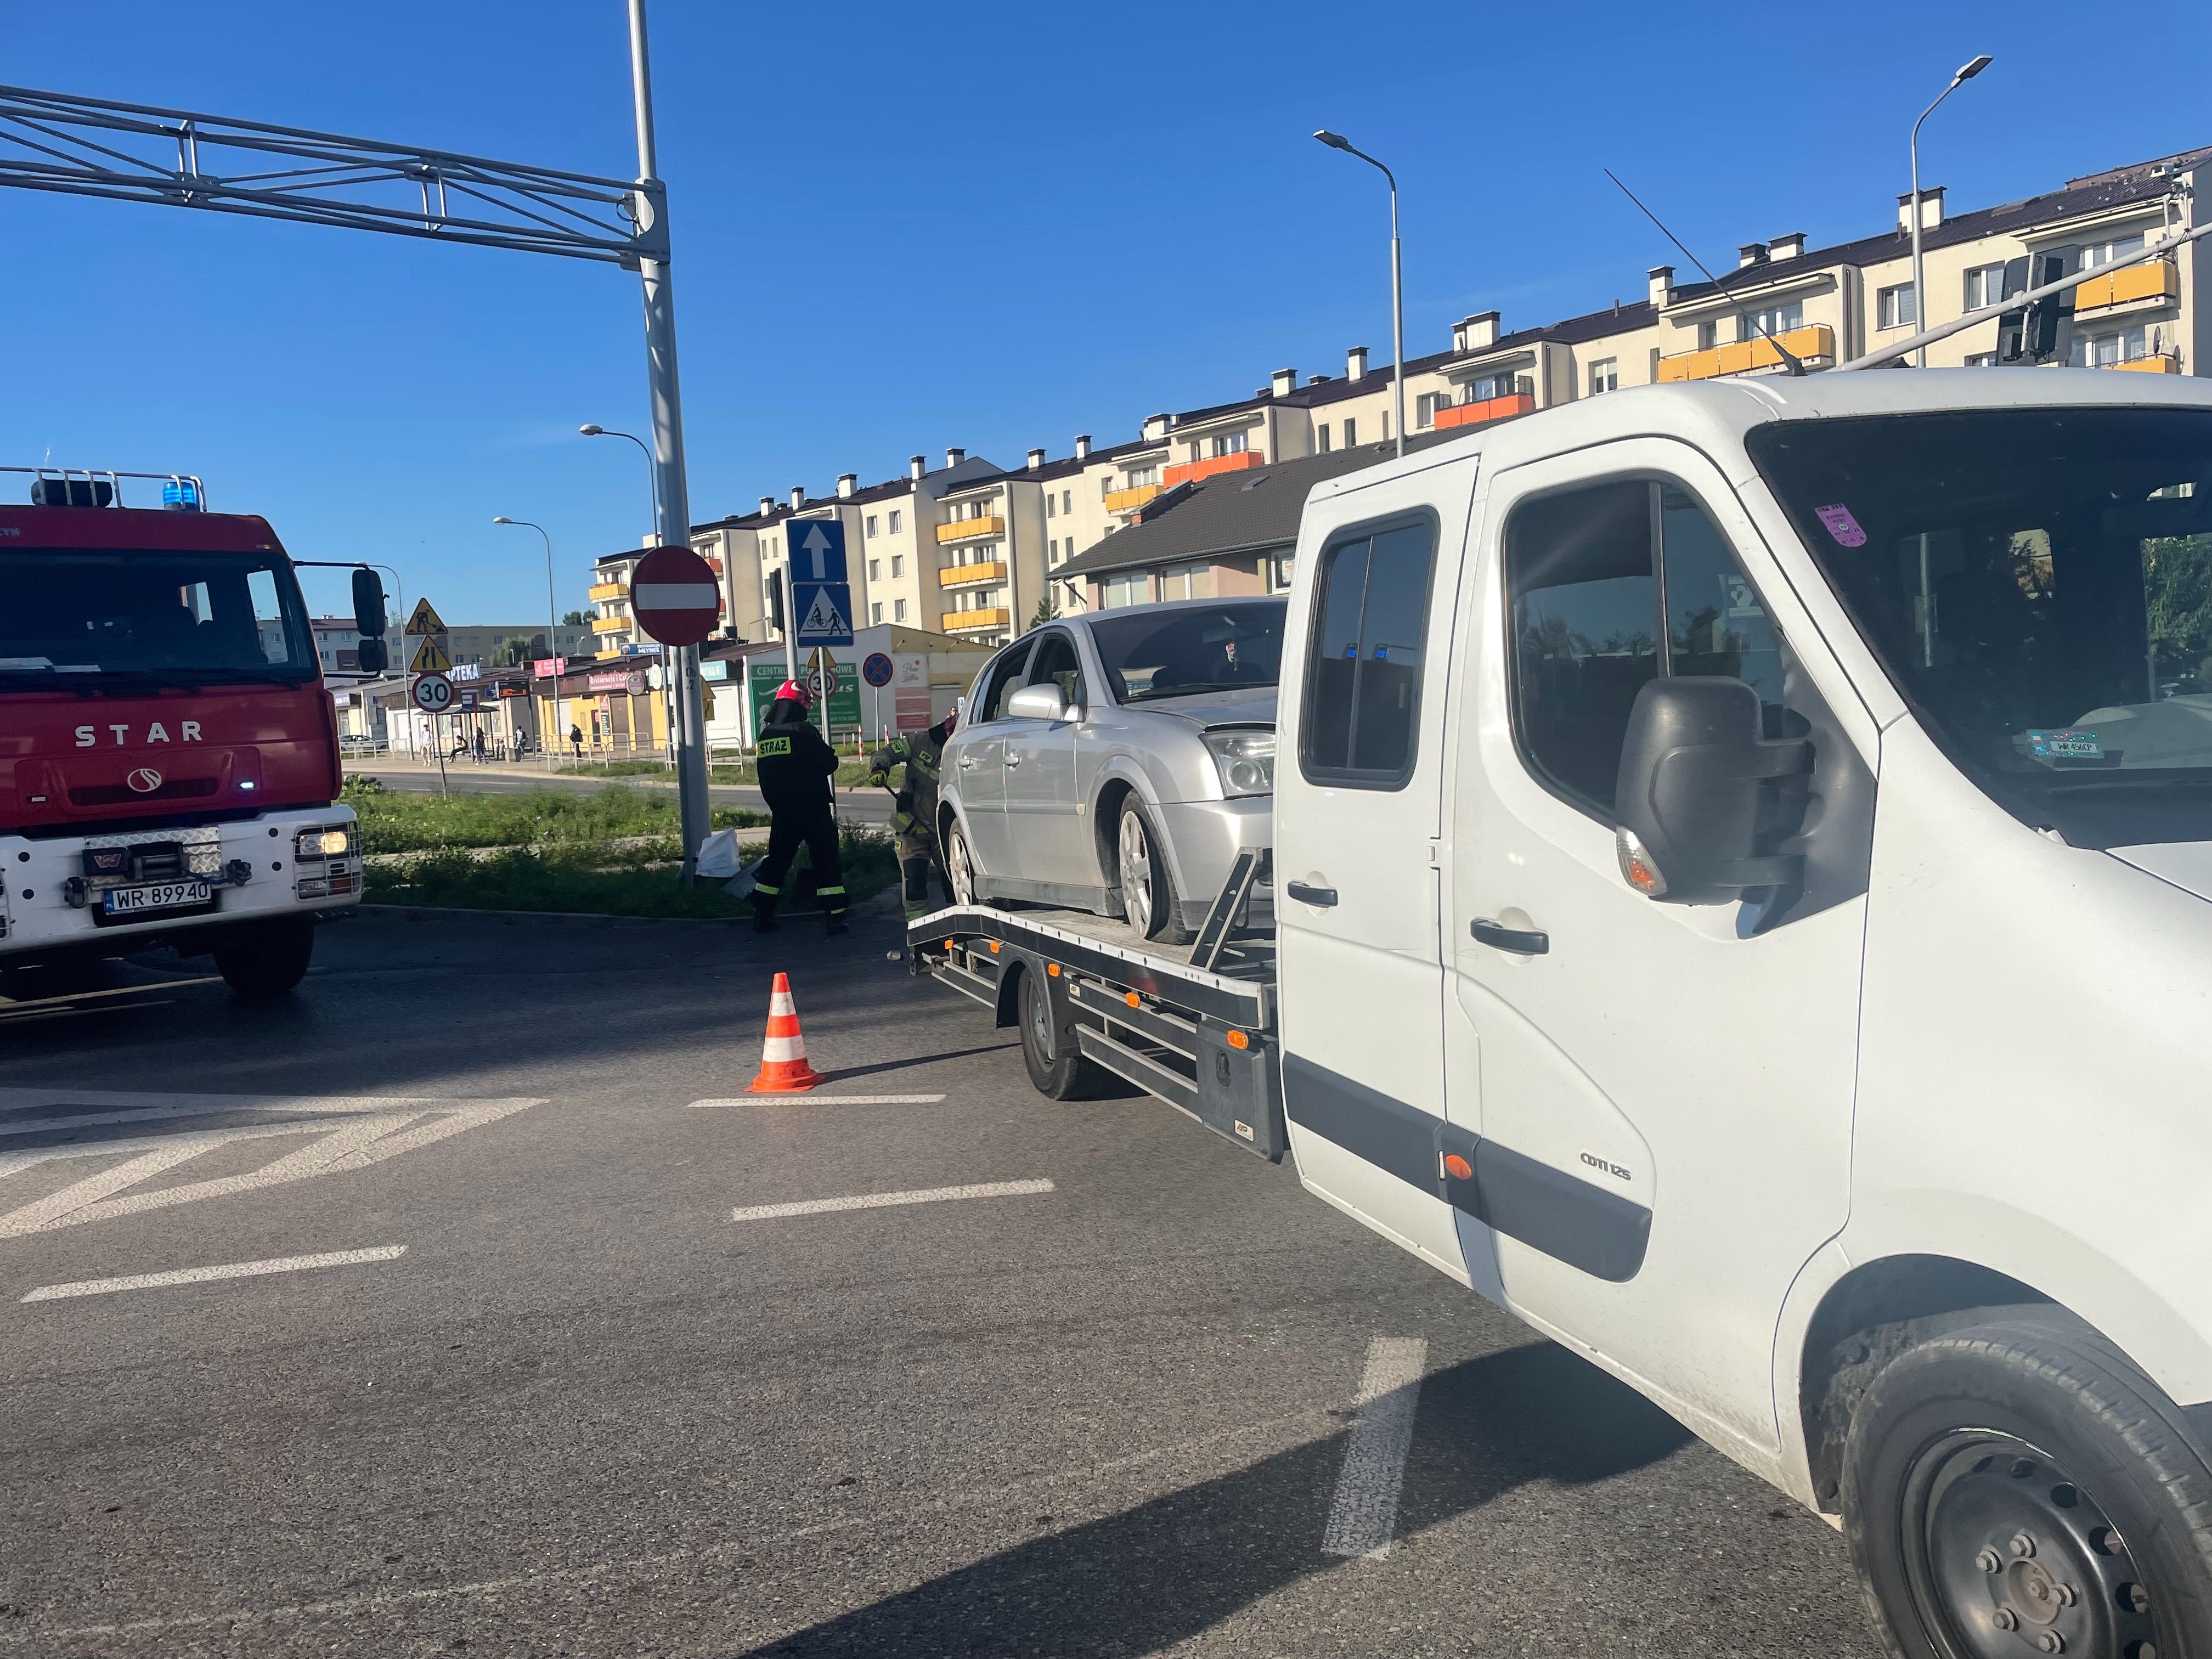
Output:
(1910, 55), (1994, 368)
(582, 421), (676, 766)
(493, 517), (561, 766)
(1315, 129), (1404, 459)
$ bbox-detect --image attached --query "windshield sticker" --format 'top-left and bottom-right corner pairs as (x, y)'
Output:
(1814, 504), (1867, 548)
(2027, 729), (2104, 762)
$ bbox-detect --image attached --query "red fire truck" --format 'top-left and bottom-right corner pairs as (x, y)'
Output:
(0, 469), (380, 1000)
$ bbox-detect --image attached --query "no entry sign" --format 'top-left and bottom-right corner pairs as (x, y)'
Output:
(629, 545), (722, 647)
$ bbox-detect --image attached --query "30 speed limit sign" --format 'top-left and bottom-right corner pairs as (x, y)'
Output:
(411, 672), (455, 713)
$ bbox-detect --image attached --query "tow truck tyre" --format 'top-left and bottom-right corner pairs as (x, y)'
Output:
(1843, 1309), (2212, 1659)
(212, 917), (317, 1001)
(1116, 799), (1192, 946)
(1016, 964), (1097, 1100)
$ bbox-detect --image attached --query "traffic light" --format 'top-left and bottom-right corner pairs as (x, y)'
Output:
(1996, 249), (2076, 364)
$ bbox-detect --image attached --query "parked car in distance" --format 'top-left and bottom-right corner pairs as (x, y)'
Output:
(938, 597), (1285, 942)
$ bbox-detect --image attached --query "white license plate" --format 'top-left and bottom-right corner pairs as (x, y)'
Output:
(101, 880), (212, 916)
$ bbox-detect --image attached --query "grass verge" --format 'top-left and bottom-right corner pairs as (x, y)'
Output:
(342, 777), (766, 855)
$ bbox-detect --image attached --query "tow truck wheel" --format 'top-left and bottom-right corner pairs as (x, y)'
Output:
(213, 917), (317, 1001)
(1843, 1309), (2212, 1659)
(1016, 966), (1098, 1100)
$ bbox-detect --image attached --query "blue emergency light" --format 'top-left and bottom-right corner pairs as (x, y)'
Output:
(162, 478), (202, 511)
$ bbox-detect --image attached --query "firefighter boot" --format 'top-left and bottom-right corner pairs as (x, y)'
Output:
(751, 890), (781, 933)
(902, 856), (932, 918)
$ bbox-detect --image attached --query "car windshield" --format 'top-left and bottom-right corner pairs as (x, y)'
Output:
(1088, 599), (1286, 703)
(1748, 407), (2212, 847)
(0, 548), (315, 686)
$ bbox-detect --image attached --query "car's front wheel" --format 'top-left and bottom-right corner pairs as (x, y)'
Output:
(944, 816), (978, 908)
(1116, 800), (1191, 945)
(1843, 1308), (2212, 1659)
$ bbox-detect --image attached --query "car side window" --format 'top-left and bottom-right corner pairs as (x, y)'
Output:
(1505, 477), (1790, 819)
(1299, 517), (1438, 789)
(977, 641), (1036, 723)
(1024, 631), (1084, 707)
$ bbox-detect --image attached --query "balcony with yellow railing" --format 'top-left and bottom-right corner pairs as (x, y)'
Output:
(943, 607), (1011, 633)
(1656, 323), (1837, 383)
(936, 514), (1004, 545)
(591, 614), (630, 634)
(1104, 483), (1162, 513)
(2109, 352), (2182, 374)
(2074, 259), (2179, 314)
(589, 582), (627, 602)
(939, 560), (1007, 589)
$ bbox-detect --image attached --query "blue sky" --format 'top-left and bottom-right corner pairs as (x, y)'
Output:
(4, 1), (2207, 625)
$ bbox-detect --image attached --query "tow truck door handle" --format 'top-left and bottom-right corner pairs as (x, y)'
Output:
(1471, 918), (1549, 955)
(1285, 881), (1338, 907)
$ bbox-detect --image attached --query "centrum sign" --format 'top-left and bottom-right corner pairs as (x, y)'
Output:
(748, 656), (859, 733)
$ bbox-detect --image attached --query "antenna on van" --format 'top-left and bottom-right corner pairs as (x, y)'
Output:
(1605, 169), (1807, 377)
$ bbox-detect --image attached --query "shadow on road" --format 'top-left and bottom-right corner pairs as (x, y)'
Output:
(736, 1341), (1692, 1657)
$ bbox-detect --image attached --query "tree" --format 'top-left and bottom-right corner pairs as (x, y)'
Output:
(490, 634), (545, 668)
(562, 610), (587, 627)
(2145, 534), (2212, 685)
(1030, 594), (1061, 629)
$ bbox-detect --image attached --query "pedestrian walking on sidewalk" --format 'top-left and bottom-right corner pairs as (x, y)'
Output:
(569, 724), (584, 761)
(751, 681), (847, 936)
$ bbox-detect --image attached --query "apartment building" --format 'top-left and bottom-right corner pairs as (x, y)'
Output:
(692, 143), (2206, 645)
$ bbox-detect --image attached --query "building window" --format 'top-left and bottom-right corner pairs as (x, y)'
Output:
(1046, 494), (1057, 518)
(891, 556), (903, 577)
(2073, 326), (2149, 366)
(1210, 431), (1250, 459)
(1415, 392), (1441, 429)
(1062, 490), (1072, 514)
(894, 599), (907, 622)
(1965, 352), (1997, 368)
(2081, 233), (2146, 271)
(1048, 538), (1059, 561)
(1877, 284), (1917, 330)
(866, 515), (879, 538)
(1697, 319), (1719, 351)
(1465, 372), (1522, 402)
(1122, 464), (1158, 489)
(1101, 571), (1149, 608)
(1160, 561), (1213, 601)
(1963, 262), (2013, 309)
(1342, 417), (1357, 447)
(871, 602), (883, 624)
(1588, 357), (1619, 395)
(1269, 555), (1296, 592)
(1317, 423), (1332, 453)
(1742, 301), (1805, 341)
(868, 558), (881, 581)
(888, 510), (902, 534)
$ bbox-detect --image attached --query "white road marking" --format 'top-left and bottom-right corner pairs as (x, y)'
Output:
(687, 1093), (946, 1108)
(731, 1177), (1053, 1222)
(21, 1245), (407, 1303)
(1321, 1336), (1429, 1561)
(0, 1090), (540, 1238)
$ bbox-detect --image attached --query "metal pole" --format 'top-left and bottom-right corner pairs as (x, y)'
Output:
(1909, 57), (1991, 369)
(781, 567), (799, 684)
(1389, 176), (1404, 459)
(627, 0), (709, 880)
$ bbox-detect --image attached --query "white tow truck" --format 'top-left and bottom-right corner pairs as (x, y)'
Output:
(912, 365), (2212, 1658)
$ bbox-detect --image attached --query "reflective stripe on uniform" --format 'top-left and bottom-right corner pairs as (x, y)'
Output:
(816, 885), (846, 896)
(753, 881), (780, 895)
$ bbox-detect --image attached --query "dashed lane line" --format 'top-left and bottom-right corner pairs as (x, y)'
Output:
(731, 1177), (1054, 1223)
(687, 1094), (946, 1108)
(1320, 1336), (1429, 1560)
(21, 1245), (408, 1303)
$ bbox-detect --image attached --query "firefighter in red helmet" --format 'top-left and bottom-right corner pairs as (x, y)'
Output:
(751, 679), (846, 935)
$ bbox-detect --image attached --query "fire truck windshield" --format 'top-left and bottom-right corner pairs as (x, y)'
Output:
(0, 548), (317, 687)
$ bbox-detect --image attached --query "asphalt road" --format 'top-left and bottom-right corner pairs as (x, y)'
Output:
(348, 764), (897, 826)
(0, 904), (1881, 1658)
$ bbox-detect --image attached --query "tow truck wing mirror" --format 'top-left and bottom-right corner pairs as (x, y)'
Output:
(352, 568), (388, 674)
(1005, 684), (1069, 721)
(1612, 678), (1811, 905)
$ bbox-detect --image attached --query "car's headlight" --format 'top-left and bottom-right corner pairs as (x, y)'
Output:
(1203, 729), (1276, 798)
(296, 827), (353, 859)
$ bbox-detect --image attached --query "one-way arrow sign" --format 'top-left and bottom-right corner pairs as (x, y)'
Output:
(789, 519), (853, 648)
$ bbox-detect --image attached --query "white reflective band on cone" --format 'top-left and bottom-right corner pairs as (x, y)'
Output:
(760, 1036), (806, 1062)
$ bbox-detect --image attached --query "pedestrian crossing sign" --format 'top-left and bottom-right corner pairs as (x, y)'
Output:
(795, 584), (851, 645)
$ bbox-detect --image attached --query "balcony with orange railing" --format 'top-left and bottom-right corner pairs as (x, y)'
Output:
(1104, 483), (1162, 513)
(1656, 323), (1837, 383)
(939, 561), (1007, 588)
(1434, 391), (1536, 431)
(1163, 450), (1263, 489)
(936, 515), (1004, 545)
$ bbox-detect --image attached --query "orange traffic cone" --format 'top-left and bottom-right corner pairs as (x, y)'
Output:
(747, 972), (823, 1093)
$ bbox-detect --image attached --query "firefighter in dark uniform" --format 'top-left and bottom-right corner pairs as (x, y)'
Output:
(868, 704), (960, 917)
(752, 680), (847, 935)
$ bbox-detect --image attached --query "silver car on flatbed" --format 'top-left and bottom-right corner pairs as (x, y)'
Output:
(937, 597), (1285, 942)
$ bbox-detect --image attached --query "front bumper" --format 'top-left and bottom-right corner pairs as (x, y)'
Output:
(1155, 795), (1273, 924)
(0, 806), (361, 962)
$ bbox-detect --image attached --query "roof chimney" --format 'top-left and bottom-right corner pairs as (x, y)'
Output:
(1308, 373), (1333, 385)
(1647, 265), (1675, 307)
(1074, 433), (1091, 459)
(945, 447), (964, 469)
(788, 486), (805, 509)
(1142, 412), (1171, 443)
(1271, 366), (1297, 398)
(1737, 242), (1769, 269)
(910, 454), (926, 481)
(1456, 311), (1501, 353)
(1898, 188), (1945, 231)
(758, 495), (774, 518)
(1770, 230), (1807, 261)
(836, 472), (856, 498)
(1346, 345), (1368, 380)
(1027, 447), (1046, 470)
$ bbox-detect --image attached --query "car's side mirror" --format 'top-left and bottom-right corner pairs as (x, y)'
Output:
(352, 568), (388, 674)
(1612, 677), (1811, 904)
(1006, 684), (1069, 722)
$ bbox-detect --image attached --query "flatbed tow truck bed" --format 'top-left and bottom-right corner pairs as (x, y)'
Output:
(905, 850), (1286, 1160)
